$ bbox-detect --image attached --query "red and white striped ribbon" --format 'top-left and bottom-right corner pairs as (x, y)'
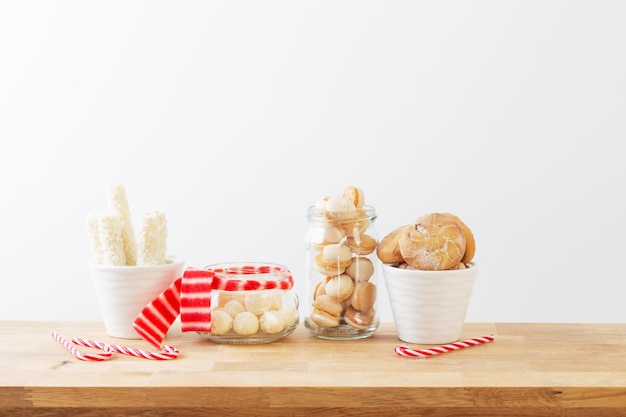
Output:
(394, 334), (495, 358)
(209, 264), (295, 291)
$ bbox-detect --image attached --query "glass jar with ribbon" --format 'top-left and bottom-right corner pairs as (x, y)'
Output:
(199, 262), (299, 344)
(133, 262), (299, 346)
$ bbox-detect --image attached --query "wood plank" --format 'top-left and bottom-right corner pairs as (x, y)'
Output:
(1, 321), (625, 416)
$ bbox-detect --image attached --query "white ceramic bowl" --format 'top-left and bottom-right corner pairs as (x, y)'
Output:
(89, 256), (185, 339)
(382, 262), (478, 344)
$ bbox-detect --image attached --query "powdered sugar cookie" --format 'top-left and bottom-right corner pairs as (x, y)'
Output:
(399, 213), (466, 270)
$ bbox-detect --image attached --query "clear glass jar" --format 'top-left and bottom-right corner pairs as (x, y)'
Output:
(304, 205), (380, 339)
(197, 262), (299, 344)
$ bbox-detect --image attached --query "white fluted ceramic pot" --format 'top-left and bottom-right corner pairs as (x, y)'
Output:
(382, 262), (478, 344)
(90, 256), (184, 339)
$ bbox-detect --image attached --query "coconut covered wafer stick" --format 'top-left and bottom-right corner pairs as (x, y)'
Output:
(107, 184), (137, 266)
(137, 210), (167, 266)
(86, 212), (104, 264)
(91, 211), (126, 266)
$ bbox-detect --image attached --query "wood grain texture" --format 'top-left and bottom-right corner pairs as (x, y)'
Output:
(1, 321), (625, 416)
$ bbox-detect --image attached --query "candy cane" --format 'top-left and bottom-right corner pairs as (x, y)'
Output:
(71, 337), (179, 360)
(52, 332), (112, 361)
(394, 334), (495, 358)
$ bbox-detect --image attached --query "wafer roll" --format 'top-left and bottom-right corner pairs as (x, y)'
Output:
(106, 184), (137, 266)
(137, 210), (167, 266)
(89, 211), (126, 266)
(86, 212), (104, 265)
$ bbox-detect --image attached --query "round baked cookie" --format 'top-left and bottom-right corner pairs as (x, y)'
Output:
(344, 306), (374, 330)
(342, 185), (365, 209)
(323, 242), (352, 262)
(350, 282), (377, 312)
(314, 258), (348, 276)
(312, 294), (343, 317)
(376, 225), (409, 264)
(314, 253), (352, 275)
(442, 212), (475, 264)
(325, 195), (357, 220)
(325, 274), (355, 301)
(310, 308), (340, 327)
(346, 233), (377, 255)
(313, 279), (326, 300)
(308, 225), (345, 249)
(344, 256), (374, 283)
(399, 213), (466, 270)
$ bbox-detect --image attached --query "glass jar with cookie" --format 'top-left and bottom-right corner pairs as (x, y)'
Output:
(196, 262), (300, 344)
(304, 186), (380, 340)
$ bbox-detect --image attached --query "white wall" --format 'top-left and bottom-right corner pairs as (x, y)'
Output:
(1, 1), (625, 325)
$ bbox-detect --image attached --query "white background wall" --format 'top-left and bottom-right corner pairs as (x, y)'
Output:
(1, 1), (625, 325)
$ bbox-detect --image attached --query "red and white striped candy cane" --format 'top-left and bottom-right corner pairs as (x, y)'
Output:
(52, 332), (112, 361)
(394, 334), (495, 358)
(71, 337), (179, 360)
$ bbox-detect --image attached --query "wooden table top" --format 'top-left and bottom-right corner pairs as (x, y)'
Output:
(1, 321), (625, 416)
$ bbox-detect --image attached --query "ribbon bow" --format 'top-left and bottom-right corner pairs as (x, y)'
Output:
(133, 264), (294, 348)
